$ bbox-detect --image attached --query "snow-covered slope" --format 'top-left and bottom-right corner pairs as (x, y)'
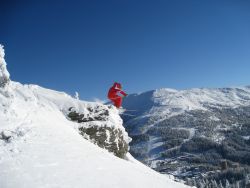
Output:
(123, 87), (250, 121)
(0, 46), (188, 188)
(0, 82), (189, 188)
(122, 87), (250, 187)
(122, 86), (250, 137)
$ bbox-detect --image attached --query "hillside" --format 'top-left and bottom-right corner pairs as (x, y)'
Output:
(0, 45), (188, 188)
(122, 87), (250, 187)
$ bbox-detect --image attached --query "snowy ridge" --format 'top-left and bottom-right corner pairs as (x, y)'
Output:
(150, 87), (250, 118)
(0, 81), (129, 142)
(154, 87), (250, 107)
(124, 86), (250, 119)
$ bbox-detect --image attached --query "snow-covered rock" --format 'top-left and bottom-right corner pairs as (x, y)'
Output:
(0, 81), (131, 157)
(0, 130), (12, 141)
(67, 105), (129, 158)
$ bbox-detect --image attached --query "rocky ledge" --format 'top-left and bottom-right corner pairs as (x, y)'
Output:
(67, 105), (129, 158)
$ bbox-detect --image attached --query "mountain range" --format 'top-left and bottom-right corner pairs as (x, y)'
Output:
(122, 87), (250, 187)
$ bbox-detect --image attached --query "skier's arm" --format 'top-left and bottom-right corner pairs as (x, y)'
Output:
(120, 90), (127, 97)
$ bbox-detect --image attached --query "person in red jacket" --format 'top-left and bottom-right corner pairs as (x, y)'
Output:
(108, 82), (127, 108)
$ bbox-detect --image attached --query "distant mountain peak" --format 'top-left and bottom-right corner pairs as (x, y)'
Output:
(123, 86), (250, 118)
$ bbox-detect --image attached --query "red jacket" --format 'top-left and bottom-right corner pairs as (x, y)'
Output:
(108, 82), (127, 99)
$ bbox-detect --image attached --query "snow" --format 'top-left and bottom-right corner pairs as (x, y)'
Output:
(151, 87), (250, 118)
(74, 91), (79, 100)
(242, 136), (250, 140)
(0, 45), (10, 84)
(0, 81), (189, 188)
(122, 86), (250, 172)
(124, 86), (250, 120)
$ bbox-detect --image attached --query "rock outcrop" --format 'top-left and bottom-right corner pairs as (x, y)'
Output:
(67, 105), (129, 158)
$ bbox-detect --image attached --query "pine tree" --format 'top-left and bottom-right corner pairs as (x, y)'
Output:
(225, 179), (230, 188)
(245, 174), (250, 188)
(218, 180), (223, 188)
(235, 181), (240, 188)
(186, 178), (193, 186)
(197, 179), (205, 188)
(192, 179), (197, 188)
(205, 179), (210, 188)
(211, 179), (218, 188)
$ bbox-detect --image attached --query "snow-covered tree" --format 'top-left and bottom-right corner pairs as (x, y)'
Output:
(197, 179), (205, 188)
(211, 180), (218, 188)
(74, 91), (79, 100)
(218, 180), (224, 188)
(0, 44), (10, 87)
(235, 181), (240, 188)
(245, 174), (250, 187)
(225, 179), (231, 188)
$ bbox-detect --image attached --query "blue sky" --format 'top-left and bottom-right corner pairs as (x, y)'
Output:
(1, 0), (250, 101)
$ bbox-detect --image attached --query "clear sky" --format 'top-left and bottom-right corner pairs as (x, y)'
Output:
(1, 0), (250, 101)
